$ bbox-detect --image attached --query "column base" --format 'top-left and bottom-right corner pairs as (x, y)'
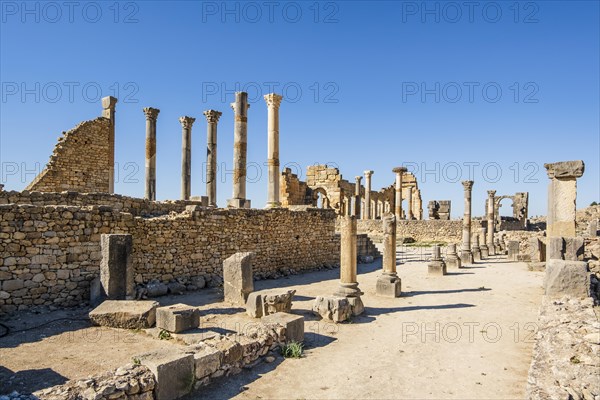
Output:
(428, 260), (447, 276)
(472, 247), (481, 262)
(376, 273), (401, 297)
(480, 245), (489, 258)
(227, 198), (251, 209)
(460, 250), (474, 264)
(333, 282), (363, 298)
(446, 255), (462, 269)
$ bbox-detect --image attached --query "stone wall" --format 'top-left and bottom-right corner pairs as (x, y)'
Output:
(0, 190), (203, 217)
(0, 204), (339, 313)
(354, 219), (464, 243)
(25, 118), (111, 193)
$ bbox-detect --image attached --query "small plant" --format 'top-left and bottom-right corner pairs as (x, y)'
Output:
(591, 201), (598, 206)
(132, 357), (141, 365)
(570, 356), (581, 364)
(280, 340), (304, 358)
(158, 329), (172, 340)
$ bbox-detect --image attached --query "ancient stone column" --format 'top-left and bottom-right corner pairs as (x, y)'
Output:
(544, 160), (585, 237)
(102, 96), (117, 194)
(445, 243), (461, 269)
(353, 176), (362, 217)
(143, 107), (160, 201)
(203, 110), (222, 207)
(376, 213), (401, 297)
(98, 234), (133, 302)
(486, 190), (496, 255)
(461, 180), (474, 264)
(264, 93), (283, 208)
(179, 116), (196, 200)
(428, 244), (447, 276)
(363, 171), (373, 219)
(472, 233), (481, 262)
(392, 167), (406, 221)
(480, 227), (489, 258)
(407, 186), (414, 220)
(334, 216), (364, 315)
(228, 92), (251, 208)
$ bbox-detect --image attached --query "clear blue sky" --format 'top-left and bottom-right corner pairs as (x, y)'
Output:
(1, 1), (598, 218)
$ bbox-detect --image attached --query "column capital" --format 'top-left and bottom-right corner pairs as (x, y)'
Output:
(355, 176), (362, 183)
(392, 167), (407, 174)
(544, 160), (585, 179)
(364, 170), (374, 178)
(143, 107), (160, 121)
(102, 96), (118, 110)
(462, 180), (474, 191)
(264, 93), (283, 108)
(203, 109), (222, 124)
(487, 190), (496, 197)
(179, 116), (196, 129)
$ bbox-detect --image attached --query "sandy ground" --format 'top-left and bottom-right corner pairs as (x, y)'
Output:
(0, 249), (544, 399)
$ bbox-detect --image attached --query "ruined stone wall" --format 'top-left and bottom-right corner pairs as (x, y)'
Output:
(353, 219), (463, 243)
(0, 205), (339, 313)
(26, 118), (112, 193)
(280, 168), (309, 206)
(0, 190), (203, 217)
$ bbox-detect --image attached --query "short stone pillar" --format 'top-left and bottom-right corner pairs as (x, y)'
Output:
(392, 167), (406, 221)
(99, 234), (134, 301)
(471, 234), (481, 261)
(486, 190), (496, 255)
(508, 241), (520, 261)
(203, 110), (222, 207)
(223, 252), (255, 306)
(227, 92), (251, 209)
(143, 107), (160, 201)
(264, 93), (283, 208)
(460, 180), (474, 264)
(407, 186), (414, 220)
(102, 96), (117, 194)
(588, 219), (598, 237)
(479, 228), (489, 258)
(353, 176), (362, 218)
(428, 244), (447, 276)
(529, 237), (546, 262)
(376, 213), (401, 297)
(333, 216), (364, 315)
(544, 259), (590, 298)
(363, 171), (373, 219)
(544, 160), (585, 237)
(179, 116), (196, 200)
(445, 243), (461, 269)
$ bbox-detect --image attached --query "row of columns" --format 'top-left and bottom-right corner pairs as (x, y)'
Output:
(141, 91), (282, 208)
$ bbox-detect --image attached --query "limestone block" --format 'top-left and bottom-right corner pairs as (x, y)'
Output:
(138, 348), (194, 400)
(100, 234), (134, 301)
(546, 237), (584, 261)
(544, 259), (590, 298)
(89, 300), (158, 329)
(347, 296), (364, 316)
(146, 280), (169, 297)
(261, 312), (304, 343)
(376, 274), (401, 298)
(205, 337), (243, 366)
(156, 303), (200, 333)
(508, 241), (520, 261)
(185, 343), (222, 380)
(588, 220), (598, 237)
(529, 237), (546, 262)
(223, 252), (255, 305)
(428, 260), (447, 276)
(312, 296), (352, 322)
(245, 289), (295, 318)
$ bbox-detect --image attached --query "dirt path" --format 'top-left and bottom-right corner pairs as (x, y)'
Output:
(188, 254), (544, 400)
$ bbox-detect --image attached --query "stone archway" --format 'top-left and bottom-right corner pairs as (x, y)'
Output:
(312, 187), (331, 209)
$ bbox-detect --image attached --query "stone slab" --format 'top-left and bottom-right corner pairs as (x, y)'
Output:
(261, 312), (304, 343)
(245, 289), (295, 318)
(156, 303), (200, 333)
(138, 348), (194, 400)
(89, 300), (158, 329)
(223, 252), (254, 306)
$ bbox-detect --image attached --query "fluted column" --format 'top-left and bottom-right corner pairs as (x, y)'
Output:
(143, 107), (160, 201)
(363, 170), (373, 219)
(392, 167), (406, 220)
(264, 93), (283, 208)
(179, 116), (195, 200)
(407, 186), (414, 220)
(486, 190), (496, 255)
(461, 180), (474, 264)
(102, 96), (117, 194)
(353, 176), (362, 217)
(228, 92), (251, 208)
(203, 110), (222, 207)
